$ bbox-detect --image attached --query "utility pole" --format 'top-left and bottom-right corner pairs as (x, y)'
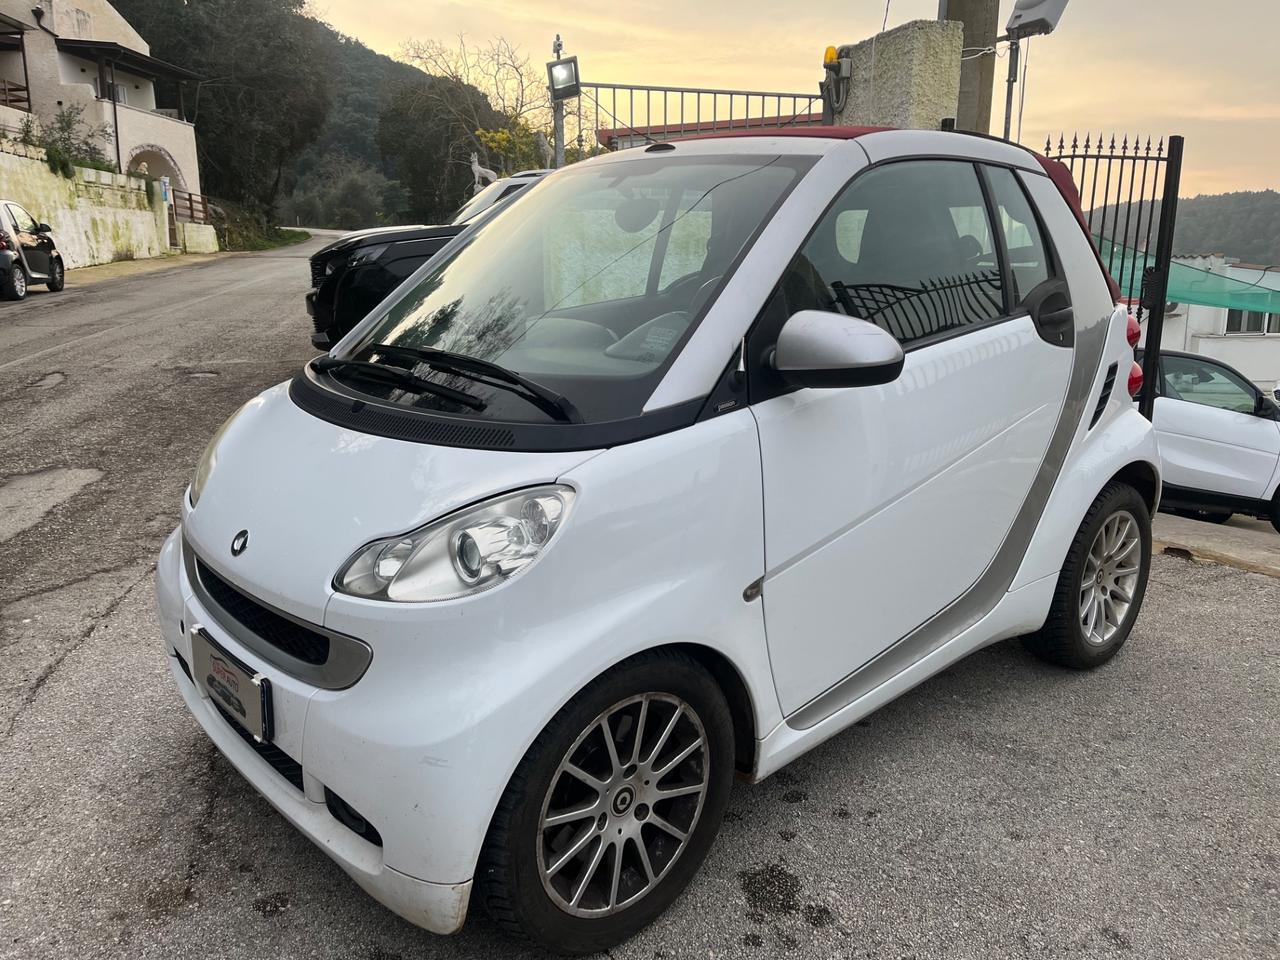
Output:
(1002, 36), (1020, 141)
(551, 34), (566, 168)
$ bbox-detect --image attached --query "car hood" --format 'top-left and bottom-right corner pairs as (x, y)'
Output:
(182, 381), (601, 625)
(314, 224), (459, 259)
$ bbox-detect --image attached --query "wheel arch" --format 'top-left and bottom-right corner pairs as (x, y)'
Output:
(663, 642), (758, 776)
(1110, 458), (1160, 514)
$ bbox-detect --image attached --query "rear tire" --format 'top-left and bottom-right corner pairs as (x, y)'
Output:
(1024, 481), (1151, 669)
(46, 258), (64, 292)
(478, 650), (735, 955)
(2, 263), (27, 300)
(1269, 494), (1280, 535)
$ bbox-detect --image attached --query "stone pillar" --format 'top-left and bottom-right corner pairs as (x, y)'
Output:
(944, 0), (999, 133)
(833, 20), (963, 131)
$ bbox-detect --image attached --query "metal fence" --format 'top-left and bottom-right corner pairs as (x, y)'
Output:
(579, 83), (822, 150)
(1043, 132), (1184, 419)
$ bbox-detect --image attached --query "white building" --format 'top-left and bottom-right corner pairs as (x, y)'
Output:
(1143, 254), (1280, 394)
(0, 0), (203, 194)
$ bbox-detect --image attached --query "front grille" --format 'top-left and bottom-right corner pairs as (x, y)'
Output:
(310, 258), (325, 287)
(325, 788), (384, 847)
(212, 700), (305, 791)
(195, 559), (330, 666)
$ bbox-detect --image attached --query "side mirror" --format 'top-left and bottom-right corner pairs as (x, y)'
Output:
(771, 310), (904, 389)
(1255, 393), (1278, 419)
(36, 222), (50, 233)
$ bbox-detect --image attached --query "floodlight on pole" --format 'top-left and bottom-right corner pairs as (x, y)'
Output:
(1001, 0), (1071, 140)
(546, 35), (580, 169)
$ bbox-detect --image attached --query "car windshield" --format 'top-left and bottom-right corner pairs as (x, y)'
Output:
(337, 154), (811, 423)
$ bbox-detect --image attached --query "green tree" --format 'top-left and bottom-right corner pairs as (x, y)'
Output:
(111, 0), (332, 211)
(377, 78), (505, 223)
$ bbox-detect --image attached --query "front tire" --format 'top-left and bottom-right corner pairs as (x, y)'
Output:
(46, 258), (64, 291)
(1024, 481), (1152, 669)
(478, 651), (735, 955)
(2, 263), (27, 300)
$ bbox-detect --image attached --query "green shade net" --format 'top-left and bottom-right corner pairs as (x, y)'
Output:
(1098, 237), (1280, 313)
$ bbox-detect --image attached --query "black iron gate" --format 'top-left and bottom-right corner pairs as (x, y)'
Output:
(1042, 133), (1184, 420)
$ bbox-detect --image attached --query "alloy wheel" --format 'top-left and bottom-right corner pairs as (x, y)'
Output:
(12, 267), (25, 297)
(1079, 510), (1141, 645)
(537, 693), (709, 917)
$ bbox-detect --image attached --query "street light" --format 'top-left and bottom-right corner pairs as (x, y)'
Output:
(546, 36), (580, 168)
(1001, 0), (1071, 140)
(546, 55), (580, 102)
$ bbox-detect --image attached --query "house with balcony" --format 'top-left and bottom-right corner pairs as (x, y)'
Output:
(0, 0), (203, 194)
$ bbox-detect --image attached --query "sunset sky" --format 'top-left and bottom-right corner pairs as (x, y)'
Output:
(315, 0), (1279, 197)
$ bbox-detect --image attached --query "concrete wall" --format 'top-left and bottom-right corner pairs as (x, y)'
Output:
(20, 0), (149, 52)
(176, 221), (218, 253)
(834, 19), (963, 130)
(0, 144), (171, 267)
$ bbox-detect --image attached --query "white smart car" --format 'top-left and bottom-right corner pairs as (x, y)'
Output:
(1139, 349), (1280, 531)
(156, 128), (1160, 954)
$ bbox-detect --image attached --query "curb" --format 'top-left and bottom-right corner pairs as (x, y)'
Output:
(1153, 539), (1280, 580)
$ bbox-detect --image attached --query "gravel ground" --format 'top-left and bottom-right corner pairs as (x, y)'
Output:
(1, 242), (1276, 959)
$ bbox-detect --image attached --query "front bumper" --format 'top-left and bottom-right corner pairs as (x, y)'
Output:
(155, 529), (471, 934)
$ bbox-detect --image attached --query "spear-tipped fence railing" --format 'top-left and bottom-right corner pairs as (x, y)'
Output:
(1044, 132), (1184, 420)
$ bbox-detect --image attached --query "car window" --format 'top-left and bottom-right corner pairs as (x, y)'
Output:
(7, 204), (36, 232)
(779, 160), (1006, 346)
(985, 166), (1055, 302)
(1162, 355), (1258, 413)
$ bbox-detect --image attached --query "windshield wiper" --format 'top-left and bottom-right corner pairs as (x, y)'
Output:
(366, 342), (583, 424)
(311, 357), (486, 411)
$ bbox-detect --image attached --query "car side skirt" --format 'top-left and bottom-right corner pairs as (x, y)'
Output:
(1160, 483), (1274, 520)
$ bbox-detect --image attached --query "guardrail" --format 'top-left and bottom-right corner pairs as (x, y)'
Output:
(580, 83), (823, 150)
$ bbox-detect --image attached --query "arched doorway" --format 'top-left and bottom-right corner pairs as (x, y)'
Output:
(126, 144), (187, 191)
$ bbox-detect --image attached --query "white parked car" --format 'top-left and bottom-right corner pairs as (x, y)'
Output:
(1140, 349), (1280, 531)
(156, 128), (1161, 954)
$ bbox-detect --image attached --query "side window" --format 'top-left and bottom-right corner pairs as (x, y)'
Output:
(8, 204), (36, 233)
(1162, 355), (1258, 413)
(985, 166), (1055, 302)
(781, 160), (1006, 346)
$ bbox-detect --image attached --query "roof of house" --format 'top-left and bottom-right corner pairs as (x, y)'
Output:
(54, 38), (202, 82)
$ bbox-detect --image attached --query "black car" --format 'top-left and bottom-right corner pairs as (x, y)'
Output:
(306, 171), (547, 348)
(0, 199), (65, 300)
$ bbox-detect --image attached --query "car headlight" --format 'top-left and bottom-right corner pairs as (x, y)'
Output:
(334, 485), (575, 602)
(189, 404), (249, 508)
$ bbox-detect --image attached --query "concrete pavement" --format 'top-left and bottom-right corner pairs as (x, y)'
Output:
(1153, 513), (1280, 578)
(0, 248), (1276, 958)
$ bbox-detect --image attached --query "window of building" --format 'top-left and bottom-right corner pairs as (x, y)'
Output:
(1226, 308), (1271, 334)
(780, 160), (1006, 346)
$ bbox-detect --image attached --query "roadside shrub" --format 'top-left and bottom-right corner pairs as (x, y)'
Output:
(40, 105), (113, 178)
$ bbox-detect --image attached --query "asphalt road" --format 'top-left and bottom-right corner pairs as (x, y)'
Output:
(1, 244), (1277, 959)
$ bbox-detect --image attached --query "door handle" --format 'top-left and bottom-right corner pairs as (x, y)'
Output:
(1040, 306), (1074, 329)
